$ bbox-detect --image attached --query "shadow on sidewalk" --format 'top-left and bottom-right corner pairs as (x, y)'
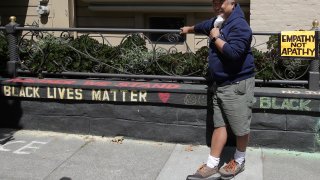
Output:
(0, 128), (16, 145)
(0, 95), (23, 129)
(219, 146), (236, 166)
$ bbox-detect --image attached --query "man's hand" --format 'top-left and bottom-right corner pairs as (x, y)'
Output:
(210, 27), (225, 53)
(210, 28), (220, 40)
(180, 26), (194, 34)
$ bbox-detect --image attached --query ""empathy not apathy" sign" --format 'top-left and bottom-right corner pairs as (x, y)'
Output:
(280, 31), (318, 58)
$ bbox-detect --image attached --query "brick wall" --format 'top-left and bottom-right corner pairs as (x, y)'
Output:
(250, 0), (320, 51)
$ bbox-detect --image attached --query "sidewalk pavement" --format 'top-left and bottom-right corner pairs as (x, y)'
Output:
(1, 129), (320, 180)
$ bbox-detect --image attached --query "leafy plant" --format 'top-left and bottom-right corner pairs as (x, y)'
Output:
(0, 31), (315, 85)
(260, 34), (310, 81)
(19, 33), (73, 74)
(253, 47), (274, 81)
(0, 31), (9, 74)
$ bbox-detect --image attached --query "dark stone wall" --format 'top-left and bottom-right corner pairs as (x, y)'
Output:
(0, 99), (208, 144)
(251, 110), (319, 152)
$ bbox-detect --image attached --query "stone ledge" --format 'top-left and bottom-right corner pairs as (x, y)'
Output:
(2, 77), (320, 112)
(0, 77), (208, 106)
(250, 130), (318, 152)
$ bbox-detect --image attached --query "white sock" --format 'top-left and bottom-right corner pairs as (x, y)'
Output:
(234, 149), (246, 165)
(207, 155), (220, 168)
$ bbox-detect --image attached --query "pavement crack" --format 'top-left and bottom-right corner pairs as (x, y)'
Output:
(261, 148), (265, 180)
(155, 144), (178, 180)
(42, 140), (92, 180)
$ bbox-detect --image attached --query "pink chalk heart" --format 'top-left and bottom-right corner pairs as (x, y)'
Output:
(158, 93), (171, 103)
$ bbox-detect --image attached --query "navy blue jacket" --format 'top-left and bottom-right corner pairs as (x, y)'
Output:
(194, 4), (255, 85)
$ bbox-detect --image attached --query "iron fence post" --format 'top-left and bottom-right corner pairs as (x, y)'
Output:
(5, 16), (20, 78)
(308, 20), (320, 90)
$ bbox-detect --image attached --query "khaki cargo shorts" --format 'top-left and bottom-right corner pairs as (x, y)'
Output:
(213, 77), (255, 136)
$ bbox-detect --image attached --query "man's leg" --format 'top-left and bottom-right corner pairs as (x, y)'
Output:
(186, 128), (224, 179)
(236, 133), (249, 152)
(219, 77), (255, 179)
(206, 87), (227, 169)
(234, 134), (249, 167)
(210, 126), (227, 157)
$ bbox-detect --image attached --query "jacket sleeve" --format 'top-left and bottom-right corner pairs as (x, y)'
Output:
(221, 21), (252, 62)
(194, 18), (215, 36)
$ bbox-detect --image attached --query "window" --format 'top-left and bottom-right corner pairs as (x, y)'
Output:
(148, 17), (185, 43)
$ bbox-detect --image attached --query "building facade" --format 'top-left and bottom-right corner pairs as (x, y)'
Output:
(0, 0), (319, 51)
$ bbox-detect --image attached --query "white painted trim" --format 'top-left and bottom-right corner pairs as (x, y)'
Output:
(88, 5), (213, 12)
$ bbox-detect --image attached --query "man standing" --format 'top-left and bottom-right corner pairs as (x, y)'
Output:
(181, 0), (255, 179)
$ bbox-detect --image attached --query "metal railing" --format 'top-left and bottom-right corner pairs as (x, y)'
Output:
(0, 16), (319, 89)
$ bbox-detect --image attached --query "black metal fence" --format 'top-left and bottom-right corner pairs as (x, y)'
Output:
(0, 17), (319, 90)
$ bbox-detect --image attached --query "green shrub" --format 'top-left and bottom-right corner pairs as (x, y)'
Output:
(19, 33), (73, 75)
(253, 47), (274, 81)
(0, 32), (314, 82)
(0, 31), (8, 74)
(258, 34), (310, 81)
